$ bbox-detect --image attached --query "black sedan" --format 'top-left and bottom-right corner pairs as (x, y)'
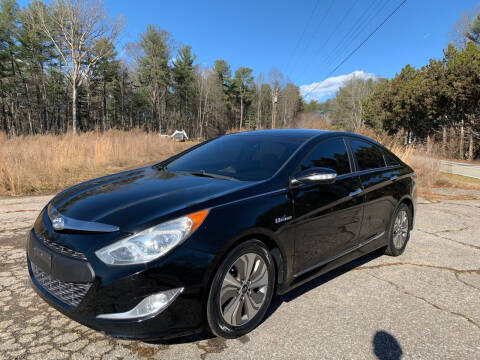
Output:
(27, 129), (416, 340)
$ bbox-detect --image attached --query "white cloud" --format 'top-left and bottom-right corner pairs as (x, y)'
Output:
(300, 70), (377, 102)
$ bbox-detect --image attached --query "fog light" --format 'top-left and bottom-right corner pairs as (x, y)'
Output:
(97, 287), (183, 320)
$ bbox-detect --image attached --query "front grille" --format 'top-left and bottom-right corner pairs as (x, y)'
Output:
(31, 262), (92, 307)
(36, 233), (87, 261)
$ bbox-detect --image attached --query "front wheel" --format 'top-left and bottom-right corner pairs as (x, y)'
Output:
(206, 240), (275, 338)
(384, 203), (411, 256)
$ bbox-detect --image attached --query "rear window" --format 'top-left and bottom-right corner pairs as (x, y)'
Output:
(167, 135), (304, 181)
(350, 139), (386, 171)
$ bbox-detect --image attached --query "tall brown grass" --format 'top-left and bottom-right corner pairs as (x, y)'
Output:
(0, 130), (195, 196)
(1, 126), (474, 197)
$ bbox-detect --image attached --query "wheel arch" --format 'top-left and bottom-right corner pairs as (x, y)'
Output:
(398, 195), (414, 229)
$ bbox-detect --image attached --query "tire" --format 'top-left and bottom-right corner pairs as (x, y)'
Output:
(384, 203), (411, 256)
(206, 240), (275, 338)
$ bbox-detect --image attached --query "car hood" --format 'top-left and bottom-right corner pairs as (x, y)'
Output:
(49, 167), (252, 232)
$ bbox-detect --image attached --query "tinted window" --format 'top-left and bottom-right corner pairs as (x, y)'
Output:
(383, 150), (400, 166)
(299, 138), (350, 175)
(350, 139), (386, 171)
(167, 135), (304, 181)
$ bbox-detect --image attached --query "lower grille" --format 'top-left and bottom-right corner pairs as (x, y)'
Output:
(31, 262), (91, 307)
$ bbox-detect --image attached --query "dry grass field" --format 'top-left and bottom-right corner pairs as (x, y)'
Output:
(0, 130), (195, 196)
(1, 128), (478, 197)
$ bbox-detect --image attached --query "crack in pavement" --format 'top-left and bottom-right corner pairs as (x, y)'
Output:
(417, 228), (480, 251)
(355, 262), (480, 291)
(445, 202), (480, 209)
(355, 261), (480, 274)
(367, 273), (480, 330)
(433, 226), (470, 234)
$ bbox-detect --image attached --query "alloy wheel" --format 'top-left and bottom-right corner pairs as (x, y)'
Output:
(393, 209), (409, 249)
(219, 253), (269, 327)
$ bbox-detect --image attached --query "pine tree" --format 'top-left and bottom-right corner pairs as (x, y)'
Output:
(172, 45), (196, 134)
(137, 25), (170, 132)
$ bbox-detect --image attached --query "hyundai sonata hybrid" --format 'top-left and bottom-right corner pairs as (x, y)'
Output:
(27, 129), (416, 339)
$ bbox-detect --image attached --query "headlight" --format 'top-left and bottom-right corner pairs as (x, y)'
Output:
(95, 209), (209, 265)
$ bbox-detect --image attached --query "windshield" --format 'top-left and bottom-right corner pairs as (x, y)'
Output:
(166, 134), (304, 181)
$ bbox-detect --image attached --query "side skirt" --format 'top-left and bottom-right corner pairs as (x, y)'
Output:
(278, 232), (386, 295)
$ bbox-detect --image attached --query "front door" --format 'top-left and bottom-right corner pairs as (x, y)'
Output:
(292, 138), (364, 275)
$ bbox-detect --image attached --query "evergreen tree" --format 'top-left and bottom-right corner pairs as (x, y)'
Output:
(172, 45), (196, 133)
(233, 67), (253, 129)
(137, 25), (170, 132)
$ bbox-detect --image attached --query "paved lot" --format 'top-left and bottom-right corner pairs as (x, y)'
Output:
(0, 194), (479, 359)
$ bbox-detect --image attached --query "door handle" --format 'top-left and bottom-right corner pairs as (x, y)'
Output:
(390, 175), (398, 181)
(349, 188), (362, 197)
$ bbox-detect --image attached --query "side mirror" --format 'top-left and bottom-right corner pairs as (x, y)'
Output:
(290, 167), (337, 187)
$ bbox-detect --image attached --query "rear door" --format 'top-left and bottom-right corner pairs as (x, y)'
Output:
(292, 137), (364, 275)
(347, 138), (399, 242)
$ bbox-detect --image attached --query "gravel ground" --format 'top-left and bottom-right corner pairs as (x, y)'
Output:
(0, 193), (479, 359)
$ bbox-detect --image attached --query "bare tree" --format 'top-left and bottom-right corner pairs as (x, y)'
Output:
(331, 76), (376, 131)
(279, 83), (301, 127)
(255, 72), (264, 128)
(196, 67), (225, 139)
(30, 0), (123, 133)
(449, 6), (479, 49)
(196, 67), (210, 139)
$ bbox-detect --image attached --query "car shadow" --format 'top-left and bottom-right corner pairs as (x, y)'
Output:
(150, 249), (385, 346)
(373, 330), (403, 360)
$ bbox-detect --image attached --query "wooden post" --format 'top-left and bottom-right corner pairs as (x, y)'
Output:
(468, 127), (474, 161)
(442, 126), (447, 157)
(459, 120), (464, 160)
(272, 88), (278, 129)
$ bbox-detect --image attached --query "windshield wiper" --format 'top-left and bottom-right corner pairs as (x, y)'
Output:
(179, 170), (238, 181)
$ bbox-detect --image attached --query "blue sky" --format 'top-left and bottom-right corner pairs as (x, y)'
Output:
(19, 0), (480, 101)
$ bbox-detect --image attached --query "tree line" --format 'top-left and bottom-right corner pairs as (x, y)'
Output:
(305, 7), (480, 160)
(362, 42), (479, 160)
(0, 0), (302, 138)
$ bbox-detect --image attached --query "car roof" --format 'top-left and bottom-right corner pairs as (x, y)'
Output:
(226, 129), (331, 141)
(225, 129), (380, 144)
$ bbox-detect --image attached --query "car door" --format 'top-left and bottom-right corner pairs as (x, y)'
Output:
(291, 137), (364, 276)
(347, 138), (398, 242)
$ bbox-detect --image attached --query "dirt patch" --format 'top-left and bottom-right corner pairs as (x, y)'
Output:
(196, 337), (228, 359)
(419, 190), (480, 201)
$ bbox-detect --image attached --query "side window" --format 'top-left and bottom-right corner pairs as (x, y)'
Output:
(349, 139), (386, 171)
(299, 138), (351, 175)
(383, 150), (400, 166)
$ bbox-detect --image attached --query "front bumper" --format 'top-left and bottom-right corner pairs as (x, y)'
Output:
(27, 229), (215, 340)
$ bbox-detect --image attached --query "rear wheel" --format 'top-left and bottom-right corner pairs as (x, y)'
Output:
(384, 203), (411, 256)
(206, 240), (275, 338)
